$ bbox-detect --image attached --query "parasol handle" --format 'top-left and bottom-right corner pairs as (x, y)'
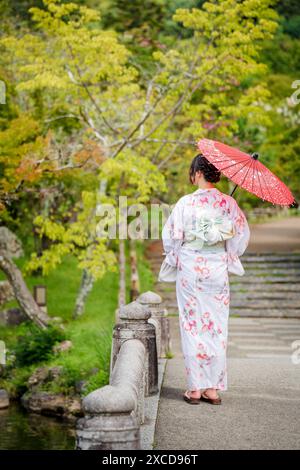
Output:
(230, 184), (238, 197)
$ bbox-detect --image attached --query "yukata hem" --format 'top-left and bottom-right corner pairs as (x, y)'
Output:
(186, 379), (228, 391)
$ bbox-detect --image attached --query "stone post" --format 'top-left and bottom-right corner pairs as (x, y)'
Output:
(137, 291), (171, 358)
(110, 300), (158, 396)
(76, 339), (146, 450)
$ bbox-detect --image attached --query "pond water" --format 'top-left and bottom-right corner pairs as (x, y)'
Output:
(0, 403), (75, 450)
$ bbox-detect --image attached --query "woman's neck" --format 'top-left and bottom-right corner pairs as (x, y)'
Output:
(197, 182), (215, 190)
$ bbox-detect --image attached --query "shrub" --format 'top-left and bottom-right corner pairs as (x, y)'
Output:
(14, 324), (66, 367)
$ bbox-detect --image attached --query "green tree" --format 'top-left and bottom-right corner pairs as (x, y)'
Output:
(1, 0), (279, 314)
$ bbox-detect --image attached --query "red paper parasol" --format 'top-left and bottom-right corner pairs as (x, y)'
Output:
(197, 138), (295, 206)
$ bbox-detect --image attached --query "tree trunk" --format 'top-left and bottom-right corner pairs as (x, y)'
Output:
(129, 239), (140, 301)
(73, 178), (107, 319)
(116, 239), (126, 323)
(0, 249), (50, 329)
(73, 269), (95, 318)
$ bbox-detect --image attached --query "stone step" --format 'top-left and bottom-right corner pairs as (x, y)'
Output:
(155, 282), (300, 292)
(229, 318), (300, 326)
(149, 257), (300, 267)
(228, 332), (276, 338)
(230, 283), (299, 292)
(240, 269), (300, 276)
(241, 262), (300, 269)
(264, 322), (300, 327)
(153, 274), (300, 284)
(158, 293), (300, 305)
(230, 299), (300, 309)
(148, 254), (300, 263)
(157, 300), (299, 312)
(148, 247), (300, 318)
(149, 265), (300, 277)
(228, 327), (300, 334)
(149, 258), (300, 265)
(230, 308), (300, 318)
(231, 292), (300, 300)
(229, 339), (293, 347)
(162, 302), (300, 318)
(155, 289), (300, 301)
(241, 254), (300, 262)
(230, 276), (299, 284)
(232, 345), (293, 352)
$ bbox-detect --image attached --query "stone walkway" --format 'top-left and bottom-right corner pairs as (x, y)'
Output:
(154, 316), (300, 450)
(248, 216), (300, 252)
(148, 216), (300, 450)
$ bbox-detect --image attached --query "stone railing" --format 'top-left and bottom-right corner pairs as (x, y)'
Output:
(75, 291), (171, 450)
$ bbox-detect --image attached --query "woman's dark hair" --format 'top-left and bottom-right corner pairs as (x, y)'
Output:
(189, 154), (221, 184)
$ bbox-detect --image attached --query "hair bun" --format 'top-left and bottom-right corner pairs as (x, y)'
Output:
(189, 154), (221, 184)
(203, 162), (221, 183)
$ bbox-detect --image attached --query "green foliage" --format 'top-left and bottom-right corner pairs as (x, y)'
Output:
(262, 33), (300, 74)
(0, 366), (35, 398)
(102, 0), (168, 34)
(41, 364), (80, 395)
(14, 324), (66, 367)
(135, 241), (154, 292)
(282, 15), (300, 39)
(1, 0), (279, 179)
(81, 327), (112, 394)
(24, 189), (118, 279)
(1, 244), (153, 396)
(0, 0), (299, 217)
(83, 369), (109, 395)
(100, 149), (167, 203)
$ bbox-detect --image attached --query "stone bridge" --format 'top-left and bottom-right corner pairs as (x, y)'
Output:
(76, 216), (300, 450)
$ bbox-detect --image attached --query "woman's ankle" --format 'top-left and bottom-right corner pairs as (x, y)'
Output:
(204, 388), (218, 398)
(190, 389), (201, 397)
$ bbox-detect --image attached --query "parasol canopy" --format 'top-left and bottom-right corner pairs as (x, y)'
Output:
(197, 138), (295, 206)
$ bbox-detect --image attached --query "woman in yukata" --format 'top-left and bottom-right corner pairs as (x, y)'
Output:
(161, 154), (250, 405)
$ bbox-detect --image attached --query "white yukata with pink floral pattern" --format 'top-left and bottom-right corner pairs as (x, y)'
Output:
(161, 187), (250, 391)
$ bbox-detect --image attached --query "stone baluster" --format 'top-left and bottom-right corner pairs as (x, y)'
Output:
(137, 291), (171, 358)
(110, 300), (158, 396)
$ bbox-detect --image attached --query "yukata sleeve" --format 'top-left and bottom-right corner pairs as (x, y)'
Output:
(161, 197), (185, 268)
(226, 198), (250, 276)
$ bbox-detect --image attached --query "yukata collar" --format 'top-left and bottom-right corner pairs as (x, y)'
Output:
(193, 187), (219, 195)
